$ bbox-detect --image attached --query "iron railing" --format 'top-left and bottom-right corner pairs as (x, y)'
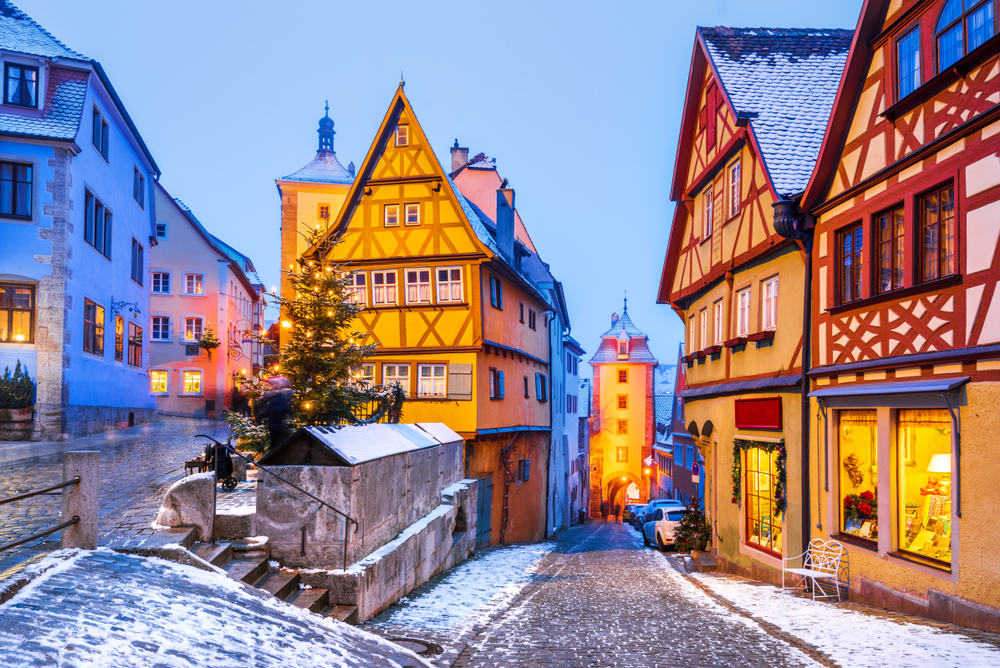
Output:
(0, 477), (81, 553)
(196, 435), (359, 571)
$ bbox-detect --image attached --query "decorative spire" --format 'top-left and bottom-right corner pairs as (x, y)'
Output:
(399, 71), (405, 88)
(623, 290), (628, 314)
(318, 101), (335, 153)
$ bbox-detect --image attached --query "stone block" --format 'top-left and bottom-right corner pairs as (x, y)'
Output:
(61, 451), (99, 550)
(927, 588), (955, 623)
(215, 509), (255, 540)
(156, 472), (215, 542)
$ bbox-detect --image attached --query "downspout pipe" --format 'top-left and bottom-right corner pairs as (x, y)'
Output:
(772, 198), (813, 554)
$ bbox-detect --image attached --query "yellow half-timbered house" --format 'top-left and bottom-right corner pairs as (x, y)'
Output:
(658, 27), (850, 580)
(301, 85), (553, 546)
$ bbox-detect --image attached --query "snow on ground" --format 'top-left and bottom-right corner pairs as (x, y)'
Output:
(690, 570), (1000, 667)
(0, 548), (430, 667)
(369, 542), (556, 630)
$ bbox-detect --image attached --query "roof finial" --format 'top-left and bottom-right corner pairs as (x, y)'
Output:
(399, 71), (405, 88)
(324, 99), (329, 116)
(623, 290), (628, 313)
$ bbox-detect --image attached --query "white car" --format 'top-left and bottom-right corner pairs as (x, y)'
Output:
(642, 507), (691, 550)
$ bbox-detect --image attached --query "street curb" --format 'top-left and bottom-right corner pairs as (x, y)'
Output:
(662, 553), (840, 668)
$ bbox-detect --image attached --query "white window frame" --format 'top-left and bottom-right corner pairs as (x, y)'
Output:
(417, 363), (446, 397)
(395, 124), (409, 147)
(384, 204), (399, 228)
(149, 368), (169, 395)
(183, 316), (203, 342)
(404, 203), (420, 226)
(704, 186), (714, 238)
(436, 266), (463, 303)
(699, 307), (707, 351)
(150, 315), (171, 341)
(184, 273), (205, 296)
(356, 363), (375, 389)
(688, 315), (695, 353)
(345, 271), (367, 306)
(155, 222), (167, 239)
(737, 287), (751, 337)
(383, 363), (410, 395)
(180, 368), (204, 396)
(713, 299), (724, 346)
(729, 160), (741, 218)
(372, 270), (397, 306)
(151, 271), (171, 295)
(762, 275), (779, 331)
(405, 267), (432, 305)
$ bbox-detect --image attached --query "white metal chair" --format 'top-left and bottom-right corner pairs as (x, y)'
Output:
(782, 538), (845, 601)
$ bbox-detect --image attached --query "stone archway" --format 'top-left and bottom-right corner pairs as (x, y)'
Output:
(603, 471), (641, 519)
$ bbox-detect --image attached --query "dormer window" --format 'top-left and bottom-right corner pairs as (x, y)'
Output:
(897, 27), (921, 99)
(617, 341), (629, 358)
(395, 124), (409, 147)
(4, 64), (38, 108)
(937, 0), (995, 73)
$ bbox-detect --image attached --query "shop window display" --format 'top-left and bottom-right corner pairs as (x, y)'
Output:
(839, 410), (878, 541)
(897, 409), (952, 565)
(746, 447), (782, 554)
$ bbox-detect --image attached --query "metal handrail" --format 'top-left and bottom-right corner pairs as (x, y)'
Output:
(0, 517), (79, 553)
(0, 477), (80, 506)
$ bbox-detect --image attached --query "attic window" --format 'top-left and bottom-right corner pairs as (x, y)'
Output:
(618, 341), (629, 358)
(319, 204), (330, 220)
(4, 64), (38, 108)
(395, 124), (409, 147)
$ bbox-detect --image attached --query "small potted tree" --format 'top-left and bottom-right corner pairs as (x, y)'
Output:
(674, 499), (714, 571)
(0, 361), (36, 422)
(198, 325), (221, 360)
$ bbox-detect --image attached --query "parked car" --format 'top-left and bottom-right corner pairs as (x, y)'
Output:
(633, 499), (685, 530)
(643, 507), (692, 549)
(625, 504), (646, 524)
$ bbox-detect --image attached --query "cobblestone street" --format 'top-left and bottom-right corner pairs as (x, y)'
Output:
(0, 417), (230, 575)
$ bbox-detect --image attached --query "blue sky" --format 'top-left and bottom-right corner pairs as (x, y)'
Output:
(20, 0), (863, 374)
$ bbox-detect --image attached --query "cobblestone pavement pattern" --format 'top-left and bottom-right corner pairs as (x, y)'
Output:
(366, 522), (820, 667)
(0, 417), (230, 574)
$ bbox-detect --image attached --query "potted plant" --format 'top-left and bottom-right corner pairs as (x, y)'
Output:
(198, 325), (221, 360)
(0, 361), (36, 422)
(674, 499), (712, 553)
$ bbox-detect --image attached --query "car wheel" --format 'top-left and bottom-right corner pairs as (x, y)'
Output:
(643, 534), (650, 547)
(656, 533), (666, 551)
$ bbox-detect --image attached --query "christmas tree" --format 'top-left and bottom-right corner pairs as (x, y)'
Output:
(674, 498), (712, 552)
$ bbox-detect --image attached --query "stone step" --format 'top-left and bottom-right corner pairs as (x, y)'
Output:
(256, 570), (301, 600)
(110, 527), (197, 551)
(326, 605), (359, 625)
(285, 587), (330, 614)
(230, 536), (268, 557)
(193, 542), (234, 568)
(225, 558), (269, 585)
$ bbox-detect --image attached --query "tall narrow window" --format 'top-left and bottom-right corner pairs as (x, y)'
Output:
(877, 207), (905, 293)
(839, 410), (878, 542)
(92, 107), (109, 159)
(436, 267), (462, 302)
(182, 369), (202, 394)
(405, 268), (431, 304)
(617, 394), (628, 409)
(746, 447), (782, 555)
(150, 370), (168, 394)
(127, 322), (142, 367)
(616, 446), (628, 463)
(737, 288), (751, 337)
(937, 0), (995, 73)
(713, 299), (724, 345)
(372, 270), (397, 305)
(404, 203), (420, 226)
(529, 309), (536, 330)
(131, 238), (144, 285)
(897, 27), (921, 99)
(84, 190), (112, 259)
(0, 283), (34, 343)
(617, 419), (628, 435)
(184, 317), (203, 341)
(703, 187), (714, 238)
(4, 63), (38, 107)
(83, 299), (105, 355)
(489, 275), (504, 309)
(345, 272), (366, 305)
(114, 315), (124, 361)
(897, 409), (953, 565)
(729, 161), (741, 217)
(618, 369), (628, 383)
(839, 223), (864, 303)
(920, 185), (956, 282)
(0, 161), (32, 218)
(133, 167), (145, 208)
(395, 124), (409, 147)
(762, 276), (779, 331)
(699, 308), (707, 351)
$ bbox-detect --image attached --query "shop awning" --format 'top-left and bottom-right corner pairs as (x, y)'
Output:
(808, 377), (969, 399)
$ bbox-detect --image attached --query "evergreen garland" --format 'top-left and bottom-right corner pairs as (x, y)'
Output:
(731, 438), (787, 515)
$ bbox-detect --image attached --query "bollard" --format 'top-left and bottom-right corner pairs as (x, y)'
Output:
(61, 451), (99, 550)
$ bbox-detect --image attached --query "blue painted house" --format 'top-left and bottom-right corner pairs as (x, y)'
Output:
(0, 1), (159, 440)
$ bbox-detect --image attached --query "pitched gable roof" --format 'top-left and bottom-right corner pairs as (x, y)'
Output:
(0, 0), (85, 59)
(0, 65), (87, 140)
(700, 27), (853, 198)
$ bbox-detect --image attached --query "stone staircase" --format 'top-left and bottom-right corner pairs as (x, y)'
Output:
(114, 528), (358, 624)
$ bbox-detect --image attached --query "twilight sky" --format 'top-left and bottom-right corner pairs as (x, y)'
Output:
(20, 0), (863, 374)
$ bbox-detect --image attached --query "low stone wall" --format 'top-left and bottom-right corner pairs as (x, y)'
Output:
(28, 405), (158, 441)
(298, 479), (479, 622)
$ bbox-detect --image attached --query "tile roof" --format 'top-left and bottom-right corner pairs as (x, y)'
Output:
(466, 152), (496, 170)
(0, 1), (85, 59)
(700, 27), (852, 197)
(589, 336), (658, 365)
(655, 394), (673, 430)
(578, 379), (591, 417)
(280, 149), (355, 184)
(0, 66), (87, 140)
(601, 307), (646, 337)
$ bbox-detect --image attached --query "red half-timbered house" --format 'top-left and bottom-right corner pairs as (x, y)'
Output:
(801, 0), (1000, 631)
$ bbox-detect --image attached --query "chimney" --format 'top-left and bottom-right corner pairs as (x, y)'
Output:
(347, 161), (355, 176)
(451, 139), (468, 173)
(496, 186), (515, 261)
(611, 312), (619, 328)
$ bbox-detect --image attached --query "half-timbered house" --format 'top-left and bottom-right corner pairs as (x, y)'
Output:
(658, 27), (851, 580)
(302, 85), (554, 546)
(799, 0), (1000, 630)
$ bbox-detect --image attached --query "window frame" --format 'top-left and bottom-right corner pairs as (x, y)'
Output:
(728, 160), (741, 218)
(762, 275), (779, 332)
(133, 167), (145, 208)
(488, 274), (504, 310)
(616, 446), (629, 463)
(83, 190), (113, 260)
(155, 222), (167, 239)
(436, 266), (463, 303)
(183, 316), (204, 342)
(617, 419), (628, 435)
(0, 159), (33, 220)
(151, 271), (171, 295)
(372, 270), (398, 306)
(839, 222), (865, 304)
(935, 0), (997, 74)
(713, 298), (724, 346)
(617, 394), (628, 409)
(180, 368), (204, 395)
(896, 25), (923, 101)
(703, 186), (714, 239)
(404, 267), (432, 305)
(523, 375), (530, 398)
(617, 368), (628, 384)
(92, 106), (110, 160)
(83, 297), (105, 356)
(127, 322), (142, 368)
(345, 271), (367, 306)
(4, 62), (38, 108)
(384, 204), (400, 228)
(744, 447), (782, 557)
(114, 315), (124, 362)
(395, 124), (409, 147)
(0, 282), (35, 344)
(736, 287), (752, 337)
(130, 238), (144, 286)
(382, 363), (411, 395)
(488, 367), (505, 400)
(918, 183), (958, 284)
(528, 309), (536, 330)
(875, 205), (906, 294)
(150, 315), (171, 342)
(150, 368), (169, 395)
(404, 203), (420, 226)
(699, 307), (708, 351)
(183, 273), (205, 296)
(417, 363), (447, 398)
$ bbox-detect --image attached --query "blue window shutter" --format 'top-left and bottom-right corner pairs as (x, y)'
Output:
(489, 276), (496, 307)
(535, 372), (541, 398)
(524, 458), (530, 481)
(497, 279), (503, 310)
(498, 370), (505, 398)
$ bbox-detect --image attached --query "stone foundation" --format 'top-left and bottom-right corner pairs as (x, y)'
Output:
(27, 405), (158, 441)
(850, 578), (1000, 635)
(715, 554), (782, 586)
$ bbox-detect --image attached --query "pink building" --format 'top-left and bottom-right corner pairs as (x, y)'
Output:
(148, 183), (263, 418)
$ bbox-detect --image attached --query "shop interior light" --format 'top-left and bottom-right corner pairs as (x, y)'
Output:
(927, 454), (952, 474)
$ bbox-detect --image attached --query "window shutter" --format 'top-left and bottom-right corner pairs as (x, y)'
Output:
(448, 363), (473, 400)
(535, 372), (541, 399)
(497, 280), (504, 310)
(489, 276), (496, 307)
(498, 370), (505, 398)
(523, 458), (530, 481)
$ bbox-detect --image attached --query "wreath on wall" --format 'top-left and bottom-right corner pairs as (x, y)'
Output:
(731, 438), (787, 516)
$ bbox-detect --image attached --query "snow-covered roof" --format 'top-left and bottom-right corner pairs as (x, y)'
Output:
(270, 423), (462, 467)
(281, 149), (355, 184)
(0, 0), (85, 59)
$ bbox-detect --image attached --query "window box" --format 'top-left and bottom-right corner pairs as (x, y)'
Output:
(703, 344), (722, 355)
(747, 330), (775, 342)
(680, 354), (693, 363)
(692, 350), (706, 359)
(724, 336), (747, 348)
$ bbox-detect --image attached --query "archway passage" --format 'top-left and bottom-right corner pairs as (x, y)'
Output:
(605, 474), (641, 520)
